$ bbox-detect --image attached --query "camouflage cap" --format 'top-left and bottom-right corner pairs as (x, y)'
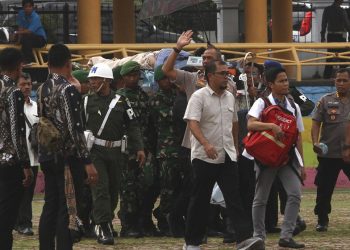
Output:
(72, 70), (89, 83)
(120, 61), (141, 76)
(154, 64), (166, 81)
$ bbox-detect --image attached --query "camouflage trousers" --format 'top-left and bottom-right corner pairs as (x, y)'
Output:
(119, 152), (156, 228)
(158, 157), (183, 217)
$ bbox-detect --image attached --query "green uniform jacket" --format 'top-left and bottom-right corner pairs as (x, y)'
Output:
(149, 89), (179, 159)
(84, 90), (143, 152)
(116, 86), (150, 151)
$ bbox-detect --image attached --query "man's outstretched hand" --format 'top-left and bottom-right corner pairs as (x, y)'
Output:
(176, 30), (193, 50)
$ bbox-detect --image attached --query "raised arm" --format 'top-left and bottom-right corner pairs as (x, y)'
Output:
(162, 30), (193, 80)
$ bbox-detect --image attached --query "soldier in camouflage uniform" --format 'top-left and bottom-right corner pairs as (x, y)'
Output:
(116, 61), (158, 237)
(149, 65), (183, 236)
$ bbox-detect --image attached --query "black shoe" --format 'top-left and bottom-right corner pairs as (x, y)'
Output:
(201, 234), (208, 244)
(141, 222), (162, 237)
(83, 224), (96, 239)
(119, 226), (142, 238)
(316, 223), (328, 232)
(278, 238), (305, 249)
(316, 216), (329, 232)
(166, 213), (185, 238)
(223, 232), (236, 243)
(293, 218), (307, 236)
(95, 223), (114, 245)
(18, 227), (34, 236)
(153, 209), (171, 237)
(207, 228), (224, 237)
(266, 227), (281, 234)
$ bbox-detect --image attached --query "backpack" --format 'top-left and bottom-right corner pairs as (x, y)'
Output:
(243, 97), (299, 168)
(36, 80), (62, 152)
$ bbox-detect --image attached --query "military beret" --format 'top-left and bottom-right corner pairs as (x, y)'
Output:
(154, 64), (166, 81)
(120, 61), (141, 76)
(72, 70), (89, 83)
(113, 66), (122, 81)
(264, 60), (283, 70)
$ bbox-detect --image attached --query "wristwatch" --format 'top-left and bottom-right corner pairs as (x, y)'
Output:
(173, 47), (181, 53)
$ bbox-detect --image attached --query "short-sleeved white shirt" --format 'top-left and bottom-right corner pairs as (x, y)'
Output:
(175, 69), (237, 149)
(242, 93), (304, 159)
(24, 98), (39, 166)
(184, 85), (238, 164)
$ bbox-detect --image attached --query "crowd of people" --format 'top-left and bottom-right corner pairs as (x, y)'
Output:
(1, 28), (350, 250)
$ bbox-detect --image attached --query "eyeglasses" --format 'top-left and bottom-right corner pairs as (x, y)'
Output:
(214, 71), (230, 77)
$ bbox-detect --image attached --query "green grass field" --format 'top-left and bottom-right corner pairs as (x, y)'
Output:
(10, 118), (331, 249)
(12, 189), (350, 249)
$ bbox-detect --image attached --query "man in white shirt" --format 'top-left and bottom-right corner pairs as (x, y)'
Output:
(246, 67), (306, 248)
(163, 30), (237, 239)
(183, 60), (263, 250)
(15, 72), (39, 236)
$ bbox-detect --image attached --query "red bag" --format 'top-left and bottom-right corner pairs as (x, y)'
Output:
(243, 98), (298, 168)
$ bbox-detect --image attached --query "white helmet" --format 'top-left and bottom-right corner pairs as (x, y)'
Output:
(88, 63), (113, 79)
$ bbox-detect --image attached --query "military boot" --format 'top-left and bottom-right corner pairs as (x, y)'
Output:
(222, 216), (236, 243)
(166, 213), (185, 238)
(153, 207), (171, 236)
(120, 213), (142, 238)
(139, 216), (161, 237)
(95, 222), (114, 245)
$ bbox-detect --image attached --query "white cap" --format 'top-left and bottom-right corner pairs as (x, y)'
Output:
(88, 63), (113, 79)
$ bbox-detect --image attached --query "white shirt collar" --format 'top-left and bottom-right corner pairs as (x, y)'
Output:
(267, 93), (295, 114)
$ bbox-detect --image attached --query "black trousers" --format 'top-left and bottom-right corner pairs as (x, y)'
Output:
(185, 155), (251, 245)
(67, 156), (90, 225)
(16, 165), (38, 228)
(237, 155), (255, 226)
(0, 165), (24, 250)
(314, 157), (350, 220)
(323, 33), (346, 79)
(171, 149), (192, 220)
(39, 158), (72, 250)
(19, 33), (46, 63)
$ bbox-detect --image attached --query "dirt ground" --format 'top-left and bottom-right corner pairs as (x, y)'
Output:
(12, 189), (350, 250)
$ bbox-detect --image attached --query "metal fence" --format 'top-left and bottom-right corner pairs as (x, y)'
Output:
(0, 1), (218, 44)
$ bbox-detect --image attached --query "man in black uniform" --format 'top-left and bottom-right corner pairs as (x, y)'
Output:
(37, 44), (98, 250)
(321, 0), (350, 78)
(0, 47), (33, 250)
